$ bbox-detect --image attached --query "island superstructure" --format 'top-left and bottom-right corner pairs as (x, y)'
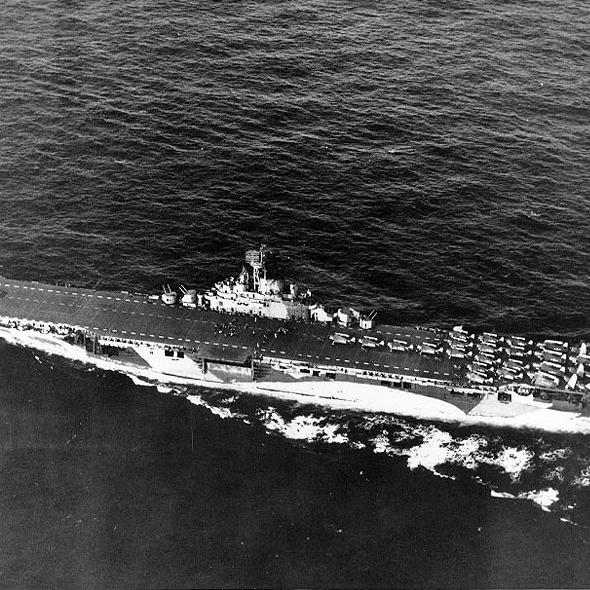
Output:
(0, 244), (588, 418)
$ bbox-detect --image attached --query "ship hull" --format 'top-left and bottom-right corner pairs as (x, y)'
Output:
(0, 275), (587, 431)
(2, 324), (589, 433)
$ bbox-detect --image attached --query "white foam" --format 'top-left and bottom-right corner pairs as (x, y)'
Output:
(186, 394), (243, 421)
(258, 409), (349, 444)
(201, 402), (235, 420)
(370, 432), (400, 455)
(406, 428), (453, 473)
(452, 435), (487, 470)
(380, 421), (533, 484)
(495, 447), (533, 482)
(520, 487), (559, 511)
(491, 487), (560, 512)
(491, 490), (517, 500)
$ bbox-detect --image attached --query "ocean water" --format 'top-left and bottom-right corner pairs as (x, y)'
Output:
(0, 0), (589, 587)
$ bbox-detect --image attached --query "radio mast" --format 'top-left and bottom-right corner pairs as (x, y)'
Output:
(245, 244), (268, 292)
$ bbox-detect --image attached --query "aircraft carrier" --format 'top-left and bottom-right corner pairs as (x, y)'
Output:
(0, 245), (588, 418)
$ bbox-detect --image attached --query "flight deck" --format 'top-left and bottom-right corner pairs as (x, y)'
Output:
(0, 277), (457, 381)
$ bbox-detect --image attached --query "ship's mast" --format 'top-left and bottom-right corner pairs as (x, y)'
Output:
(245, 244), (267, 293)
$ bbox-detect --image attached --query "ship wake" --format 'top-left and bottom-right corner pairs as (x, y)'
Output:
(182, 391), (590, 526)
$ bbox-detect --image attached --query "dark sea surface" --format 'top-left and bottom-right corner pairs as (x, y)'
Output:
(1, 0), (589, 587)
